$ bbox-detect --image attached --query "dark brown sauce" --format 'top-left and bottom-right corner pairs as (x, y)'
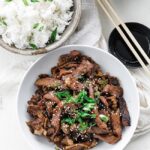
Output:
(109, 22), (150, 67)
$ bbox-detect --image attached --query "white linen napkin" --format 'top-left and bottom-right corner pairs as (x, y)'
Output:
(0, 1), (149, 149)
(130, 67), (150, 138)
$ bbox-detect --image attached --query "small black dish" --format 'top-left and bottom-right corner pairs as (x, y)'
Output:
(109, 22), (150, 67)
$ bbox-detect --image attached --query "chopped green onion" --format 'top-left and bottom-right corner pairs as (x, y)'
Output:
(83, 103), (95, 112)
(23, 0), (29, 6)
(56, 89), (97, 131)
(61, 118), (75, 125)
(50, 27), (57, 43)
(55, 90), (71, 100)
(33, 23), (39, 29)
(84, 96), (95, 103)
(89, 122), (96, 127)
(78, 111), (96, 118)
(33, 23), (44, 31)
(99, 114), (109, 123)
(39, 25), (44, 31)
(0, 17), (7, 26)
(29, 43), (38, 50)
(79, 122), (88, 131)
(74, 90), (87, 103)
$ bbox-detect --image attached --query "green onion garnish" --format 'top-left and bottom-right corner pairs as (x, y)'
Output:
(99, 114), (109, 123)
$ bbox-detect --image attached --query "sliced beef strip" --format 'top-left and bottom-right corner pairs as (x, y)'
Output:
(27, 95), (41, 105)
(51, 62), (79, 79)
(27, 105), (44, 118)
(72, 60), (94, 77)
(35, 87), (46, 97)
(46, 127), (55, 136)
(43, 91), (61, 104)
(82, 55), (100, 71)
(45, 101), (54, 118)
(51, 66), (60, 78)
(89, 84), (94, 99)
(70, 131), (93, 143)
(107, 96), (118, 110)
(62, 103), (78, 118)
(50, 111), (61, 138)
(61, 136), (74, 146)
(94, 134), (121, 144)
(81, 140), (98, 149)
(39, 74), (50, 79)
(59, 62), (79, 70)
(51, 102), (63, 138)
(88, 126), (109, 135)
(61, 123), (70, 134)
(103, 84), (123, 97)
(35, 77), (65, 89)
(58, 50), (81, 66)
(108, 76), (120, 86)
(58, 69), (74, 78)
(118, 97), (131, 126)
(64, 76), (84, 91)
(43, 92), (64, 138)
(57, 56), (96, 91)
(64, 144), (89, 150)
(27, 117), (46, 135)
(65, 141), (97, 150)
(110, 109), (122, 137)
(99, 96), (109, 108)
(53, 135), (63, 144)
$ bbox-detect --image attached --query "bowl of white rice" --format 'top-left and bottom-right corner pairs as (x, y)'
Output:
(0, 0), (81, 55)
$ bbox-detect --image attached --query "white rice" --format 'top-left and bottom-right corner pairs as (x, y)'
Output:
(0, 0), (73, 49)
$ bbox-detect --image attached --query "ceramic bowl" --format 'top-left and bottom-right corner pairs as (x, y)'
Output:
(0, 0), (81, 55)
(17, 45), (139, 150)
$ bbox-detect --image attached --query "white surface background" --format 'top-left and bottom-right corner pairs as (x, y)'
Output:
(0, 0), (150, 149)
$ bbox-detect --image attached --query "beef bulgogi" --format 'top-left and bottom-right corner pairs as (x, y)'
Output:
(27, 50), (130, 150)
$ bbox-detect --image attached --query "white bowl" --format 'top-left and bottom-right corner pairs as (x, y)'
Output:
(0, 0), (81, 55)
(17, 45), (140, 150)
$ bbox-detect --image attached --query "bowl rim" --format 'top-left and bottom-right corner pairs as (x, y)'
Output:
(16, 45), (140, 150)
(0, 0), (82, 55)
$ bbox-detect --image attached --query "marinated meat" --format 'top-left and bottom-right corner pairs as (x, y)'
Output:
(35, 77), (64, 89)
(100, 96), (109, 107)
(103, 84), (123, 97)
(111, 109), (122, 137)
(94, 134), (121, 144)
(44, 91), (61, 104)
(65, 144), (89, 150)
(58, 50), (81, 66)
(64, 76), (84, 91)
(118, 97), (131, 126)
(26, 50), (131, 150)
(109, 76), (120, 86)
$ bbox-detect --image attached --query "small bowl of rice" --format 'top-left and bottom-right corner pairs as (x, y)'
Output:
(0, 0), (81, 55)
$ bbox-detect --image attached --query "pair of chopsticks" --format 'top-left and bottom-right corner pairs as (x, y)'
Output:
(97, 0), (150, 76)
